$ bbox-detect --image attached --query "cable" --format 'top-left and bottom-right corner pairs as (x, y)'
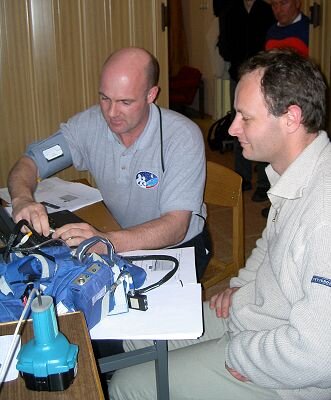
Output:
(8, 238), (70, 266)
(3, 219), (30, 262)
(0, 288), (39, 385)
(15, 231), (33, 248)
(3, 218), (68, 263)
(11, 237), (69, 253)
(124, 255), (179, 294)
(108, 270), (131, 294)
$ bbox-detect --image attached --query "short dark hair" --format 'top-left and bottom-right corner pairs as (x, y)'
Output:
(239, 49), (327, 132)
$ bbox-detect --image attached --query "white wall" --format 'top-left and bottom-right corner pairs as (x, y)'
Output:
(181, 0), (228, 118)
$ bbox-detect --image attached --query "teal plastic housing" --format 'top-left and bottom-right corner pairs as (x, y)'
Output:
(16, 295), (78, 378)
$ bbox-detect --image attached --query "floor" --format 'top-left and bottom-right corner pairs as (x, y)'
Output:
(191, 115), (270, 299)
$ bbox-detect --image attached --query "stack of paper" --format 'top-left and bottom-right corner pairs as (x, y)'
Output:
(90, 247), (203, 340)
(0, 177), (103, 213)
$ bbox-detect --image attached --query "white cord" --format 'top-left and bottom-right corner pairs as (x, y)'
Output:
(15, 231), (33, 247)
(0, 288), (38, 384)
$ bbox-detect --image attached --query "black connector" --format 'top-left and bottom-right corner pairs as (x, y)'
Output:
(127, 293), (148, 311)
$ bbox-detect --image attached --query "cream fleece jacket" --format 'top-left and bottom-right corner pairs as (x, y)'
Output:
(226, 132), (331, 400)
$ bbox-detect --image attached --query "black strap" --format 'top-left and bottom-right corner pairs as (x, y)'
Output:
(156, 105), (165, 173)
(3, 219), (29, 262)
(4, 219), (56, 263)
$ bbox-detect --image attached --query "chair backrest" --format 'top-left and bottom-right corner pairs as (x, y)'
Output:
(204, 161), (244, 280)
(169, 66), (202, 106)
(175, 66), (202, 82)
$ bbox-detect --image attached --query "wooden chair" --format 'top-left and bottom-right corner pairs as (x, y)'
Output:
(201, 161), (245, 290)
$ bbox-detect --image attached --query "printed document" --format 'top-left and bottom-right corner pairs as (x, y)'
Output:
(90, 247), (203, 340)
(0, 177), (103, 213)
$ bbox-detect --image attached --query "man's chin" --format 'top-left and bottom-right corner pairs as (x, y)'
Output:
(242, 150), (254, 161)
(243, 152), (267, 163)
(109, 123), (124, 133)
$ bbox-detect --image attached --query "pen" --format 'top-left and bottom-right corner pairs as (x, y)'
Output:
(41, 201), (60, 210)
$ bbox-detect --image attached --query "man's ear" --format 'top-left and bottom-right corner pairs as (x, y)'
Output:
(285, 105), (302, 132)
(147, 86), (160, 104)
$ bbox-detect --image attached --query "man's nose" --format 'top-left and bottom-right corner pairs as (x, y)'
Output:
(228, 115), (241, 137)
(106, 102), (118, 117)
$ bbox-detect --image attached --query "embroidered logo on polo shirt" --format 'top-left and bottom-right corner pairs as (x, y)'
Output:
(136, 171), (159, 189)
(311, 275), (331, 288)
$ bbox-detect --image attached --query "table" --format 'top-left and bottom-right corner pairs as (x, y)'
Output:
(76, 202), (203, 400)
(0, 198), (114, 400)
(0, 312), (104, 400)
(75, 200), (120, 232)
(89, 247), (202, 400)
(0, 199), (203, 400)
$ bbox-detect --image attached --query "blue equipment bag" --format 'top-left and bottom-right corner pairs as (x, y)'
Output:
(0, 235), (147, 329)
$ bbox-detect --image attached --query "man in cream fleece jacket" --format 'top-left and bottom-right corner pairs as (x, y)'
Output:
(109, 49), (331, 400)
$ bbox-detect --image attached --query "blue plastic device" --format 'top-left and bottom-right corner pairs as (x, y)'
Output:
(16, 295), (78, 391)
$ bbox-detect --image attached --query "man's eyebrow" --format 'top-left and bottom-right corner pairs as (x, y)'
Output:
(98, 91), (109, 98)
(98, 92), (134, 103)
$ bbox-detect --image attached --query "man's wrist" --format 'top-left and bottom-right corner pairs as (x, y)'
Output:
(11, 196), (34, 206)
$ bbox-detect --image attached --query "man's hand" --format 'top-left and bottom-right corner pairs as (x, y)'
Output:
(225, 363), (248, 382)
(11, 198), (51, 236)
(8, 156), (51, 235)
(211, 288), (248, 382)
(53, 222), (108, 251)
(209, 287), (240, 318)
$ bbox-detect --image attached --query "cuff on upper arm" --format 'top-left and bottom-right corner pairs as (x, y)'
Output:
(25, 131), (73, 179)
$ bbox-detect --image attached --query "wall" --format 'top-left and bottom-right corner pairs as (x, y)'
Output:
(0, 0), (168, 188)
(181, 0), (226, 118)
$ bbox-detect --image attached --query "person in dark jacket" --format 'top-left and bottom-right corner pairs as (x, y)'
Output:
(217, 0), (275, 201)
(266, 0), (309, 57)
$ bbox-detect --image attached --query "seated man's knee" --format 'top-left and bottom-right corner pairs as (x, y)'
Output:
(108, 362), (156, 400)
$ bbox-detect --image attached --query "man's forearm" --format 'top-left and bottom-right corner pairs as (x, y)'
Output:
(8, 156), (38, 203)
(107, 211), (191, 253)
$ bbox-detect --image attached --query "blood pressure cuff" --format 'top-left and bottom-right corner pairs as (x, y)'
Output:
(25, 131), (73, 179)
